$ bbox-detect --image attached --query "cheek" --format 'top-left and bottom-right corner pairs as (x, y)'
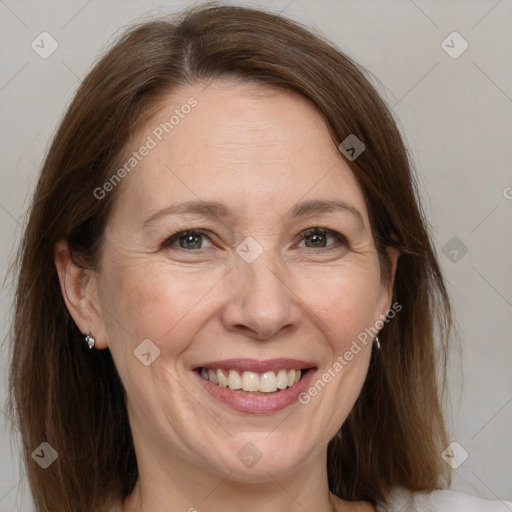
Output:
(292, 265), (380, 442)
(100, 256), (225, 350)
(296, 262), (382, 351)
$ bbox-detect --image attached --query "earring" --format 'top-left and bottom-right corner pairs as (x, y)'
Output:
(373, 335), (381, 350)
(85, 332), (96, 349)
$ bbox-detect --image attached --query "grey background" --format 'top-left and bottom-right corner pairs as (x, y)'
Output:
(1, 0), (511, 510)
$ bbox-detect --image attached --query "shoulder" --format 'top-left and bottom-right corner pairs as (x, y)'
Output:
(376, 487), (512, 512)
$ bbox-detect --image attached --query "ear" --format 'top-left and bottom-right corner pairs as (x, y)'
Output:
(54, 239), (108, 349)
(375, 245), (400, 322)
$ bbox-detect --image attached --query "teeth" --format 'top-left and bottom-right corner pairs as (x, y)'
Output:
(242, 371), (260, 392)
(259, 371), (278, 392)
(217, 369), (228, 387)
(228, 370), (242, 390)
(201, 368), (304, 392)
(276, 369), (288, 389)
(208, 369), (218, 384)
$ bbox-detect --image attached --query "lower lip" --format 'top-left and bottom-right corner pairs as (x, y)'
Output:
(195, 369), (316, 414)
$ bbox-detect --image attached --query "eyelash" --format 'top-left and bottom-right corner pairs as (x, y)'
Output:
(161, 227), (347, 251)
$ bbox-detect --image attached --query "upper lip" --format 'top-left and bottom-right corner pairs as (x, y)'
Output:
(193, 358), (317, 373)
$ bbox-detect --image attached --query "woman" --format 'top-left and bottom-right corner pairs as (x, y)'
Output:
(7, 4), (511, 512)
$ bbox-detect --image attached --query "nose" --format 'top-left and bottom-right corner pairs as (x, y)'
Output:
(220, 249), (300, 341)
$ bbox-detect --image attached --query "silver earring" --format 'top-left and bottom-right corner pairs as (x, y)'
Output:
(373, 335), (381, 350)
(85, 332), (96, 349)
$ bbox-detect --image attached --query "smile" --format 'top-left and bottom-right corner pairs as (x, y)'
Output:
(193, 358), (316, 414)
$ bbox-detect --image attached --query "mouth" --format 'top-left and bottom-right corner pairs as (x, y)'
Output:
(192, 358), (316, 414)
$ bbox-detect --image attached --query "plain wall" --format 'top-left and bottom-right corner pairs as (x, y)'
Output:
(1, 0), (511, 510)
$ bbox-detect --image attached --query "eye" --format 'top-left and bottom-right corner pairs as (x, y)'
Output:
(160, 227), (347, 252)
(296, 228), (347, 249)
(161, 229), (214, 250)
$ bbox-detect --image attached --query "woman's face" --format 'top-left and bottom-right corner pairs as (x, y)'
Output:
(90, 81), (396, 483)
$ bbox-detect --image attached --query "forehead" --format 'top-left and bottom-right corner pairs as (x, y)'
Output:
(109, 81), (369, 227)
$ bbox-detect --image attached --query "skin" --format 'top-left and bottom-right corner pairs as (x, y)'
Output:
(55, 80), (398, 512)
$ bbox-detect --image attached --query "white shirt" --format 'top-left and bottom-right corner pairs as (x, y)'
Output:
(376, 488), (512, 511)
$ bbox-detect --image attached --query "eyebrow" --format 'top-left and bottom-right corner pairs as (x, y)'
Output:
(142, 199), (365, 229)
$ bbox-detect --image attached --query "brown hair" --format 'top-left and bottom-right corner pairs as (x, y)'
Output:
(8, 3), (452, 511)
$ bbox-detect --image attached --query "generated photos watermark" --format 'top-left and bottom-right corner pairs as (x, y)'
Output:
(93, 97), (198, 200)
(298, 301), (402, 404)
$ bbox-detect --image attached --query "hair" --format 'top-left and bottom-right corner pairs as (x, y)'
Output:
(7, 3), (453, 511)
